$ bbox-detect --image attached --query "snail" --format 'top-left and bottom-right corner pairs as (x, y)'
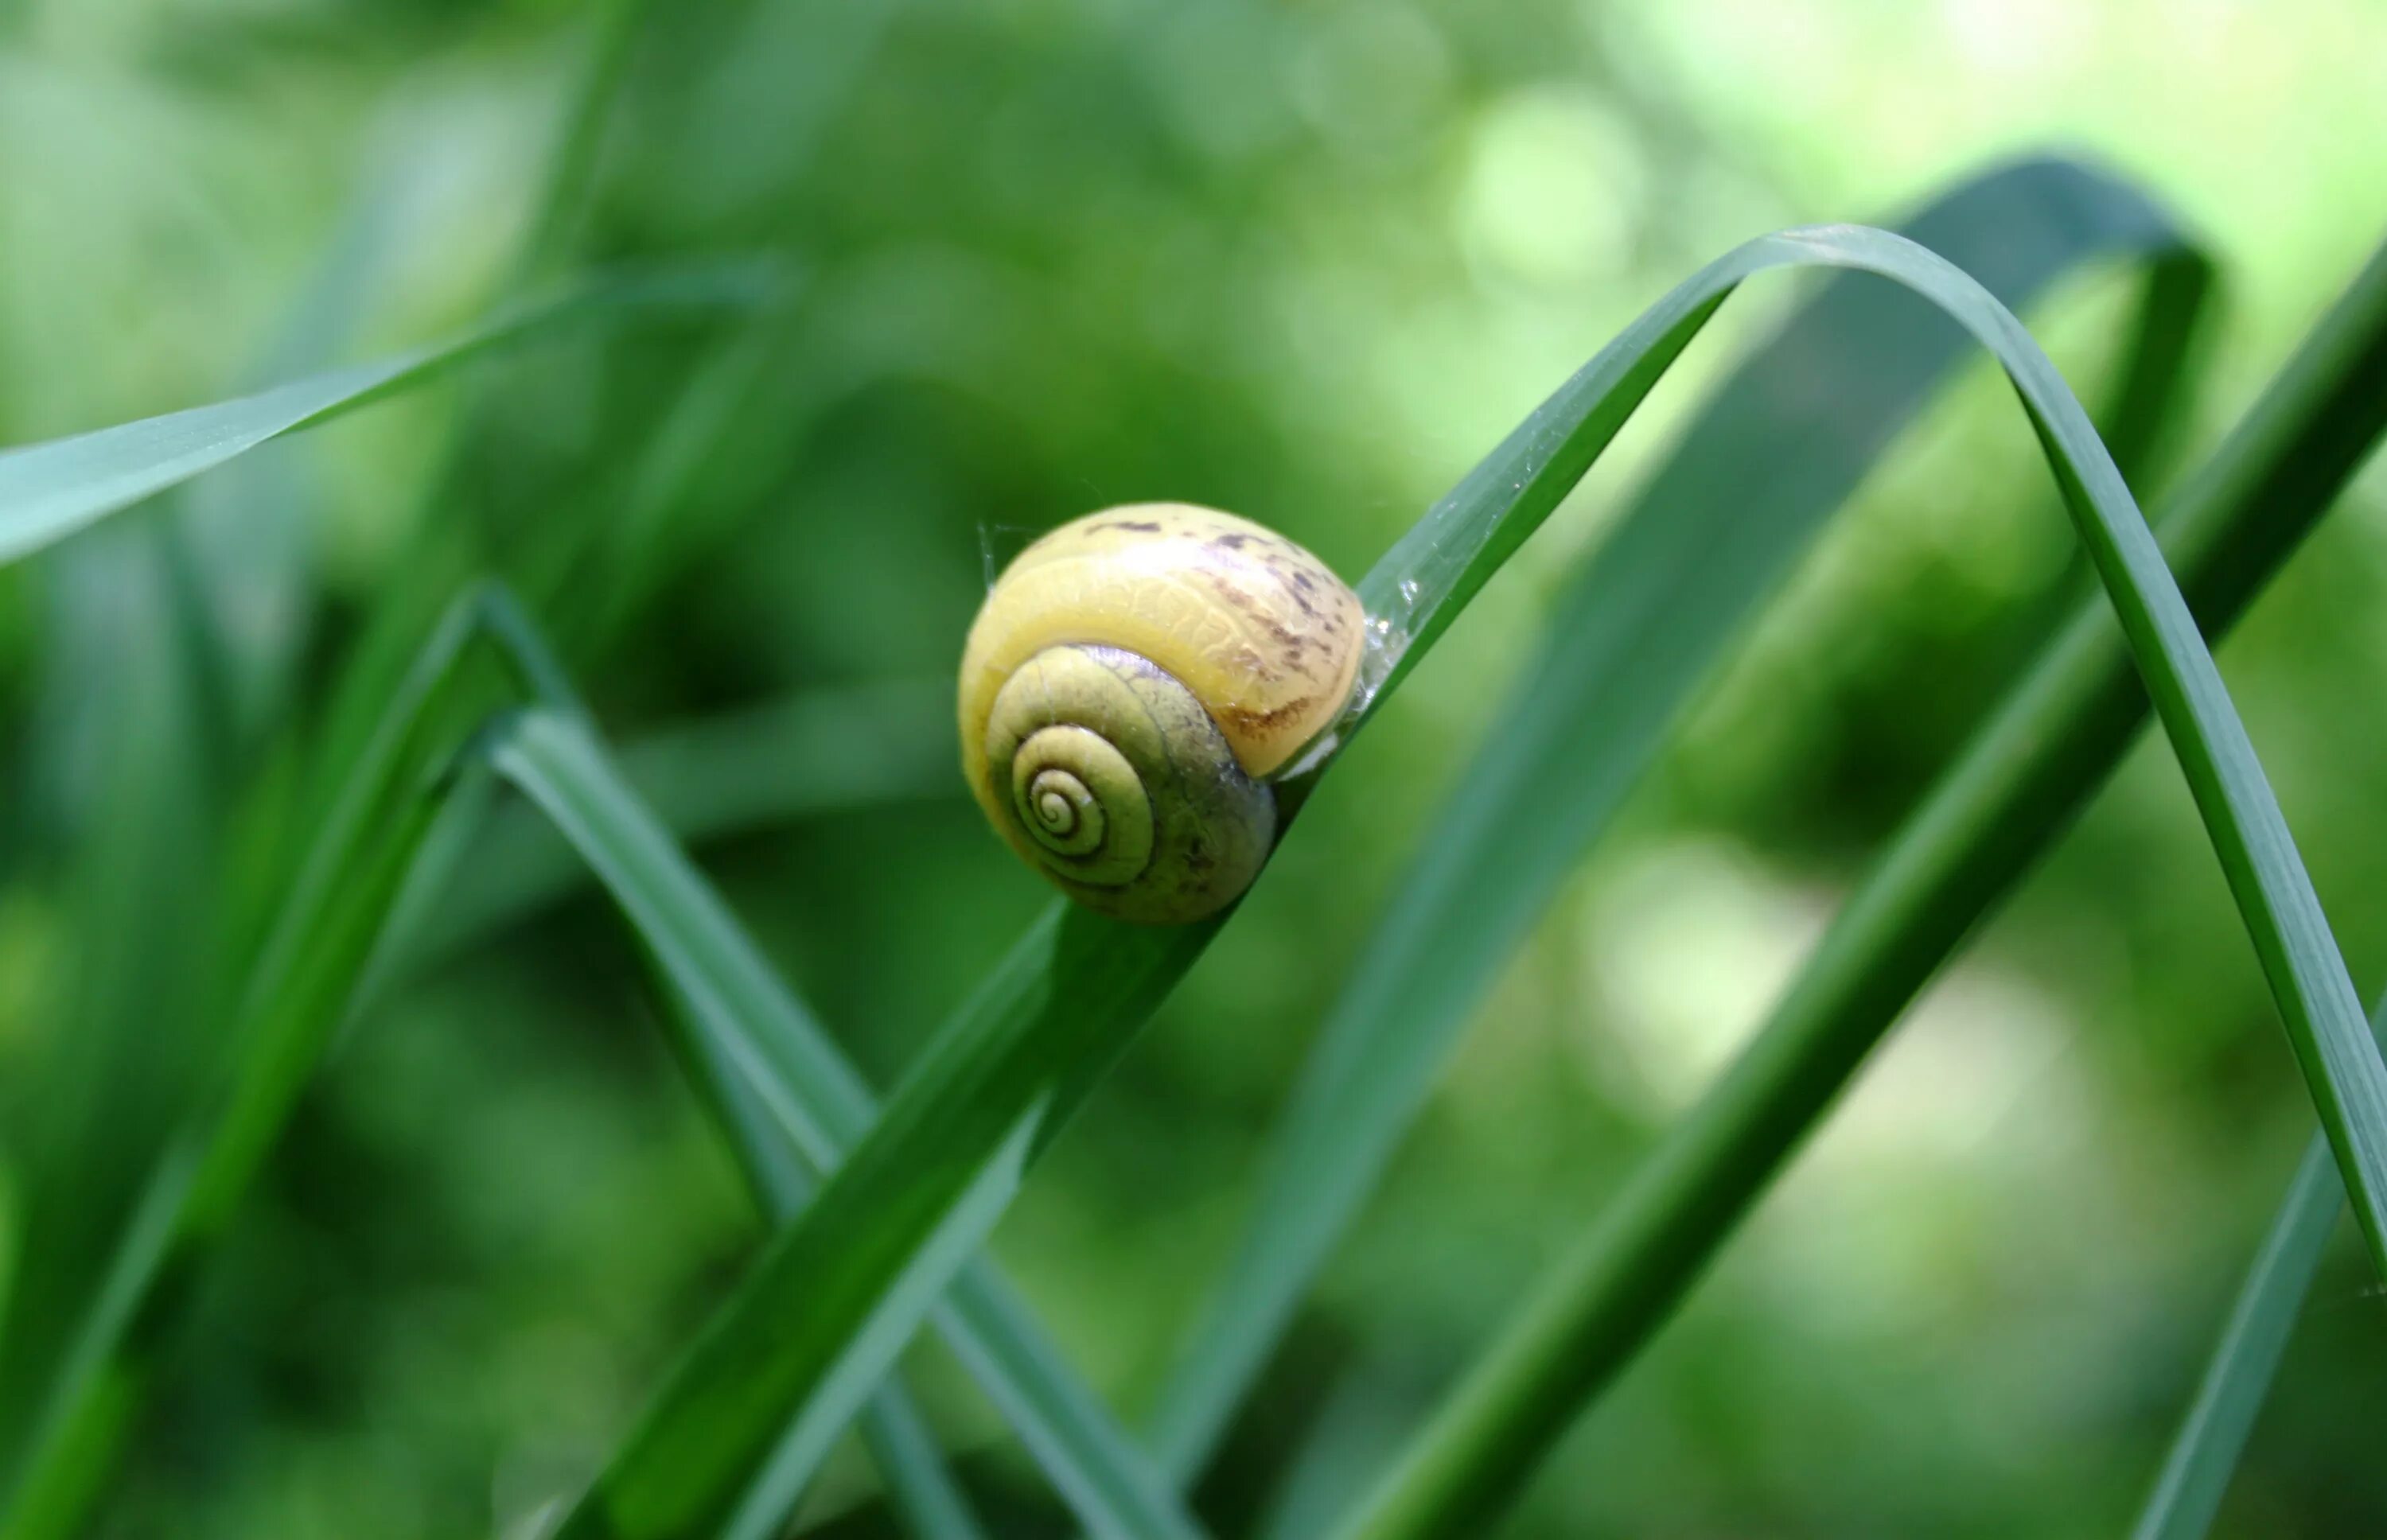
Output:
(959, 504), (1367, 924)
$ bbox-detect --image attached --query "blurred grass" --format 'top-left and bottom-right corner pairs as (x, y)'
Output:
(0, 3), (2384, 1538)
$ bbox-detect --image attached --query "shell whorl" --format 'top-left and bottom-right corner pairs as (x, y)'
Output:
(960, 504), (1365, 924)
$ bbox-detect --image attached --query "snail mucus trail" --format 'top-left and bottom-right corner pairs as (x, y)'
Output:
(958, 504), (1367, 924)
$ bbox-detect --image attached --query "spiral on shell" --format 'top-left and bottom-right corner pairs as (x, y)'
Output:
(959, 504), (1365, 924)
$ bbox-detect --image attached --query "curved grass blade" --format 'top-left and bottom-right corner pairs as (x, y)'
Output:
(486, 707), (1204, 1539)
(1150, 155), (2214, 1470)
(551, 219), (2387, 1540)
(0, 586), (571, 1538)
(2128, 988), (2387, 1540)
(1330, 232), (2387, 1540)
(422, 677), (955, 958)
(0, 264), (773, 569)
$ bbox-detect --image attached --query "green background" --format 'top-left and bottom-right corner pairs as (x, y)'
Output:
(0, 0), (2381, 1534)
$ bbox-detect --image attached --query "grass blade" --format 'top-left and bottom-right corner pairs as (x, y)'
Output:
(556, 212), (2387, 1540)
(679, 1017), (987, 1540)
(2130, 1140), (2342, 1540)
(424, 677), (954, 957)
(549, 897), (1205, 1540)
(1151, 155), (2214, 1470)
(0, 265), (771, 569)
(2127, 987), (2387, 1540)
(6, 599), (993, 1540)
(0, 523), (216, 1494)
(487, 708), (1205, 1539)
(0, 587), (570, 1538)
(1330, 231), (2387, 1540)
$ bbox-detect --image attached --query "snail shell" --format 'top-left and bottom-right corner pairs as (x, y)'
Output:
(959, 504), (1365, 924)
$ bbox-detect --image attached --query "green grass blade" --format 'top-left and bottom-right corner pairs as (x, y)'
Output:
(0, 266), (770, 569)
(0, 586), (570, 1538)
(0, 523), (216, 1498)
(271, 0), (660, 851)
(2130, 1138), (2342, 1540)
(4, 585), (993, 1540)
(549, 896), (1206, 1540)
(1151, 156), (2214, 1471)
(0, 154), (493, 1457)
(692, 1044), (986, 1540)
(1330, 231), (2387, 1540)
(424, 677), (954, 957)
(486, 708), (1204, 1540)
(2127, 990), (2387, 1540)
(559, 213), (2387, 1540)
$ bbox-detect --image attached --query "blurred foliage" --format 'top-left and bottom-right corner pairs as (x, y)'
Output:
(0, 0), (2382, 1536)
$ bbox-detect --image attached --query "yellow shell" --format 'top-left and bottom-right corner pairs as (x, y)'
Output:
(960, 504), (1365, 922)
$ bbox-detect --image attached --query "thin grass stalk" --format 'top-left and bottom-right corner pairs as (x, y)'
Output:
(2127, 991), (2387, 1540)
(1331, 231), (2387, 1540)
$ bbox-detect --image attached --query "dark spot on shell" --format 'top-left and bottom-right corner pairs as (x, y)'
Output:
(1200, 571), (1305, 659)
(1221, 697), (1315, 738)
(1291, 571), (1316, 591)
(1101, 519), (1164, 534)
(1215, 533), (1252, 550)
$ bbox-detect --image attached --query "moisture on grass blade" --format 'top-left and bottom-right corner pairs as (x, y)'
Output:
(549, 217), (2387, 1540)
(485, 707), (1203, 1540)
(0, 264), (776, 570)
(1330, 232), (2387, 1540)
(1152, 154), (2214, 1472)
